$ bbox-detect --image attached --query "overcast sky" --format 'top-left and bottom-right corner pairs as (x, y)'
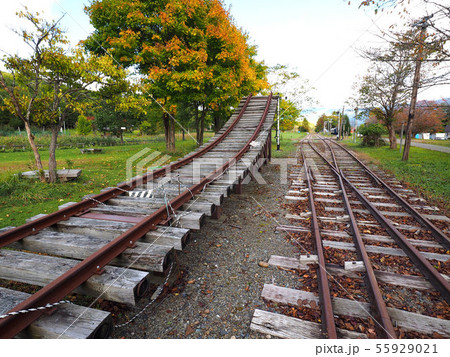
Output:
(1, 0), (448, 123)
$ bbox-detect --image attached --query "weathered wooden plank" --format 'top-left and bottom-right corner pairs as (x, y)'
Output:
(89, 205), (204, 230)
(300, 255), (318, 264)
(130, 188), (224, 206)
(268, 255), (448, 291)
(332, 263), (450, 290)
(18, 230), (172, 273)
(284, 196), (307, 201)
(286, 213), (424, 232)
(0, 287), (112, 339)
(325, 206), (450, 222)
(56, 217), (188, 251)
(362, 233), (441, 249)
(80, 148), (102, 154)
(323, 239), (449, 262)
(268, 255), (307, 270)
(316, 198), (439, 212)
(172, 211), (205, 230)
(141, 226), (190, 250)
(108, 197), (215, 216)
(344, 261), (366, 272)
(250, 309), (366, 339)
(0, 250), (147, 305)
(261, 284), (450, 337)
(21, 169), (81, 182)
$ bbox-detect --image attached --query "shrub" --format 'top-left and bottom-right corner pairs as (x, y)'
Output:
(359, 123), (386, 147)
(76, 115), (92, 136)
(139, 120), (157, 135)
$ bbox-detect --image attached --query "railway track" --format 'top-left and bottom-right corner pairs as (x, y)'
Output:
(251, 134), (450, 339)
(0, 94), (277, 338)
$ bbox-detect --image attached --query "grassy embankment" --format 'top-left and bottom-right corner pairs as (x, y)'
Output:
(0, 134), (205, 228)
(0, 130), (306, 228)
(271, 131), (308, 158)
(410, 139), (450, 147)
(378, 134), (450, 147)
(341, 138), (450, 213)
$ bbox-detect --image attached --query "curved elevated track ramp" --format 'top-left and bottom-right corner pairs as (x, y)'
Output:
(0, 94), (277, 338)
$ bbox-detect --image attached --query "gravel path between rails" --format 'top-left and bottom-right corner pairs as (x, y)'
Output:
(113, 161), (302, 339)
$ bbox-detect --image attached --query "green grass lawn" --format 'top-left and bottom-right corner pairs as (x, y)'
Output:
(380, 134), (450, 147)
(0, 138), (200, 228)
(341, 138), (450, 213)
(271, 130), (308, 158)
(0, 129), (299, 228)
(411, 139), (450, 147)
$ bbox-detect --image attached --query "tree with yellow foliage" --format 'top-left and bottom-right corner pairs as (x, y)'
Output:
(86, 0), (267, 149)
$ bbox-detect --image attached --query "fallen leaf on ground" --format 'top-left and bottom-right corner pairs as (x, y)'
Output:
(185, 326), (194, 336)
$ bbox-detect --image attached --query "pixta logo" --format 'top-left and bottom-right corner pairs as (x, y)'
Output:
(126, 148), (171, 184)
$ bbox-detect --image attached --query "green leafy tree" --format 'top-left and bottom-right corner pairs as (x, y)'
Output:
(342, 114), (351, 136)
(139, 120), (156, 135)
(94, 101), (145, 144)
(315, 114), (338, 133)
(0, 73), (21, 131)
(0, 9), (129, 182)
(356, 42), (414, 149)
(279, 99), (300, 131)
(359, 123), (387, 147)
(298, 118), (310, 132)
(315, 114), (326, 133)
(76, 114), (92, 135)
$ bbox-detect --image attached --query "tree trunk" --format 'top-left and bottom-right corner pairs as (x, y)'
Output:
(48, 123), (61, 183)
(168, 115), (175, 151)
(196, 107), (206, 146)
(199, 110), (206, 146)
(213, 114), (221, 133)
(163, 112), (176, 152)
(23, 121), (45, 182)
(403, 24), (426, 161)
(402, 117), (414, 161)
(194, 105), (200, 146)
(387, 124), (397, 149)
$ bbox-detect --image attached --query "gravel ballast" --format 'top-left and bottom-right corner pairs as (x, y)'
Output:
(113, 161), (302, 339)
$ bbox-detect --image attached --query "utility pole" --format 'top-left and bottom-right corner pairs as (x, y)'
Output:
(276, 95), (280, 150)
(353, 107), (358, 143)
(337, 111), (341, 140)
(341, 106), (345, 140)
(402, 15), (432, 161)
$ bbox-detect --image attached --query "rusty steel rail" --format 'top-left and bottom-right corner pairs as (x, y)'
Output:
(307, 139), (450, 306)
(310, 139), (397, 338)
(300, 145), (337, 339)
(323, 138), (449, 250)
(0, 94), (273, 338)
(0, 95), (254, 248)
